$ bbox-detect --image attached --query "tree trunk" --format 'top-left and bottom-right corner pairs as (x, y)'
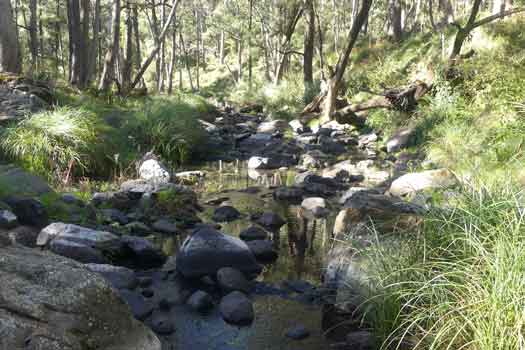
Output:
(132, 5), (144, 88)
(303, 0), (315, 89)
(67, 0), (88, 88)
(388, 0), (403, 41)
(122, 1), (133, 90)
(237, 39), (243, 83)
(180, 31), (194, 91)
(29, 0), (38, 71)
(248, 0), (253, 88)
(219, 30), (225, 64)
(167, 20), (176, 93)
(98, 0), (121, 91)
(0, 0), (21, 73)
(321, 0), (373, 121)
(274, 3), (303, 84)
(89, 0), (101, 83)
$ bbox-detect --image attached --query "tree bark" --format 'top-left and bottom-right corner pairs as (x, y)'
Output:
(29, 0), (38, 71)
(89, 0), (101, 83)
(67, 0), (89, 88)
(122, 1), (133, 90)
(303, 0), (315, 89)
(388, 0), (403, 41)
(0, 0), (21, 73)
(274, 3), (303, 84)
(98, 0), (121, 91)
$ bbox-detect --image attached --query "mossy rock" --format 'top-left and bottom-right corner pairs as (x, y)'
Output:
(0, 164), (52, 197)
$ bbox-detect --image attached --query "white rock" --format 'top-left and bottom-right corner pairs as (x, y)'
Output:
(301, 197), (329, 218)
(389, 169), (457, 196)
(139, 159), (171, 183)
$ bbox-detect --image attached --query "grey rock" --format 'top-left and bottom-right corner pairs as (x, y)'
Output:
(0, 210), (17, 229)
(257, 120), (287, 133)
(86, 263), (138, 290)
(0, 164), (52, 196)
(50, 239), (109, 264)
(0, 246), (161, 350)
(7, 225), (39, 247)
(256, 212), (286, 231)
(187, 290), (214, 313)
(285, 325), (310, 340)
(246, 240), (278, 262)
(386, 126), (416, 153)
(125, 221), (152, 236)
(3, 196), (48, 227)
(101, 208), (130, 225)
(389, 169), (457, 197)
(37, 222), (119, 247)
(152, 219), (179, 235)
(219, 291), (254, 326)
(176, 227), (261, 278)
(139, 159), (171, 183)
(273, 186), (304, 204)
(121, 236), (166, 269)
(149, 312), (175, 335)
(212, 206), (241, 222)
(119, 290), (155, 321)
(301, 197), (329, 218)
(217, 267), (252, 294)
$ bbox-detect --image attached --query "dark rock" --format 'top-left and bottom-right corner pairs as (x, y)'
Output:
(3, 196), (48, 227)
(101, 208), (130, 225)
(283, 280), (315, 294)
(176, 227), (261, 278)
(346, 331), (376, 350)
(142, 289), (154, 298)
(217, 267), (252, 294)
(158, 298), (172, 311)
(219, 291), (254, 326)
(125, 221), (152, 236)
(0, 210), (17, 229)
(187, 290), (214, 313)
(119, 290), (155, 321)
(50, 239), (109, 264)
(256, 212), (286, 231)
(273, 186), (304, 203)
(86, 263), (138, 290)
(150, 313), (175, 335)
(212, 206), (241, 222)
(285, 325), (310, 340)
(239, 226), (268, 241)
(91, 192), (117, 206)
(7, 225), (38, 247)
(0, 246), (161, 349)
(152, 219), (179, 235)
(246, 240), (278, 262)
(121, 236), (166, 269)
(138, 277), (153, 288)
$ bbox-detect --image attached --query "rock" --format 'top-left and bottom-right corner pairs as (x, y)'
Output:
(217, 267), (252, 294)
(257, 120), (287, 133)
(204, 196), (229, 206)
(358, 133), (378, 147)
(139, 158), (171, 183)
(0, 164), (52, 196)
(212, 205), (241, 222)
(246, 240), (278, 262)
(152, 219), (179, 235)
(119, 290), (155, 321)
(6, 225), (39, 247)
(86, 263), (138, 290)
(319, 138), (347, 155)
(61, 193), (83, 205)
(3, 196), (48, 227)
(247, 155), (297, 170)
(219, 291), (254, 326)
(289, 119), (306, 133)
(239, 226), (268, 241)
(125, 221), (152, 236)
(301, 197), (329, 218)
(256, 212), (286, 231)
(346, 331), (376, 350)
(149, 312), (175, 335)
(285, 325), (310, 340)
(121, 236), (166, 269)
(0, 210), (17, 229)
(142, 289), (154, 298)
(37, 222), (119, 247)
(386, 126), (416, 153)
(389, 169), (457, 197)
(0, 246), (161, 350)
(273, 186), (304, 204)
(283, 280), (315, 294)
(176, 227), (261, 278)
(187, 290), (214, 313)
(198, 119), (219, 133)
(50, 239), (109, 264)
(120, 179), (174, 197)
(101, 208), (130, 225)
(298, 174), (342, 197)
(300, 150), (329, 169)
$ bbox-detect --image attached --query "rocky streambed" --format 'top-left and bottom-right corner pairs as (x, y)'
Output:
(0, 107), (458, 350)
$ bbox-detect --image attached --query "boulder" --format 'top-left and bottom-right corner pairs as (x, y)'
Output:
(219, 291), (254, 326)
(50, 239), (110, 264)
(100, 208), (130, 225)
(285, 325), (310, 340)
(239, 226), (268, 241)
(0, 246), (161, 350)
(256, 212), (286, 231)
(386, 126), (416, 153)
(300, 150), (329, 169)
(301, 197), (329, 218)
(389, 169), (457, 197)
(37, 222), (119, 247)
(0, 209), (17, 229)
(212, 205), (241, 222)
(86, 263), (138, 290)
(0, 164), (52, 196)
(3, 196), (48, 227)
(257, 120), (288, 133)
(217, 267), (252, 294)
(246, 240), (278, 262)
(121, 236), (166, 269)
(139, 159), (171, 183)
(152, 219), (179, 235)
(187, 290), (214, 314)
(273, 186), (304, 204)
(176, 227), (261, 278)
(149, 311), (175, 335)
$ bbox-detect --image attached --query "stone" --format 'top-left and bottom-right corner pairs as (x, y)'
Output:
(283, 280), (315, 294)
(121, 236), (166, 269)
(176, 227), (261, 278)
(346, 331), (376, 350)
(149, 312), (175, 335)
(256, 212), (286, 231)
(0, 210), (17, 229)
(152, 219), (179, 235)
(219, 291), (254, 326)
(389, 169), (457, 197)
(301, 197), (329, 218)
(0, 164), (52, 196)
(7, 225), (39, 247)
(187, 290), (214, 313)
(246, 240), (278, 262)
(37, 222), (119, 247)
(86, 263), (138, 290)
(289, 119), (306, 133)
(319, 138), (346, 155)
(257, 120), (287, 133)
(139, 159), (171, 183)
(239, 226), (268, 241)
(386, 126), (416, 153)
(50, 239), (109, 264)
(0, 246), (161, 350)
(101, 208), (130, 225)
(3, 196), (48, 227)
(273, 186), (304, 204)
(285, 325), (310, 340)
(61, 193), (83, 205)
(217, 267), (252, 294)
(119, 290), (155, 321)
(212, 206), (241, 222)
(125, 221), (152, 236)
(300, 150), (329, 169)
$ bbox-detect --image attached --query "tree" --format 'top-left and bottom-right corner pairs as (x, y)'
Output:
(99, 0), (121, 91)
(303, 0), (315, 89)
(0, 0), (21, 73)
(67, 0), (90, 88)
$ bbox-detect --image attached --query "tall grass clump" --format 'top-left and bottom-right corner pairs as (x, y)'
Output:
(360, 183), (525, 350)
(0, 107), (110, 181)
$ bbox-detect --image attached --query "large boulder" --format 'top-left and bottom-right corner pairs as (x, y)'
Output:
(0, 245), (161, 350)
(139, 159), (171, 183)
(389, 169), (457, 197)
(3, 196), (48, 227)
(0, 164), (52, 196)
(212, 205), (241, 222)
(176, 227), (261, 278)
(219, 291), (254, 326)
